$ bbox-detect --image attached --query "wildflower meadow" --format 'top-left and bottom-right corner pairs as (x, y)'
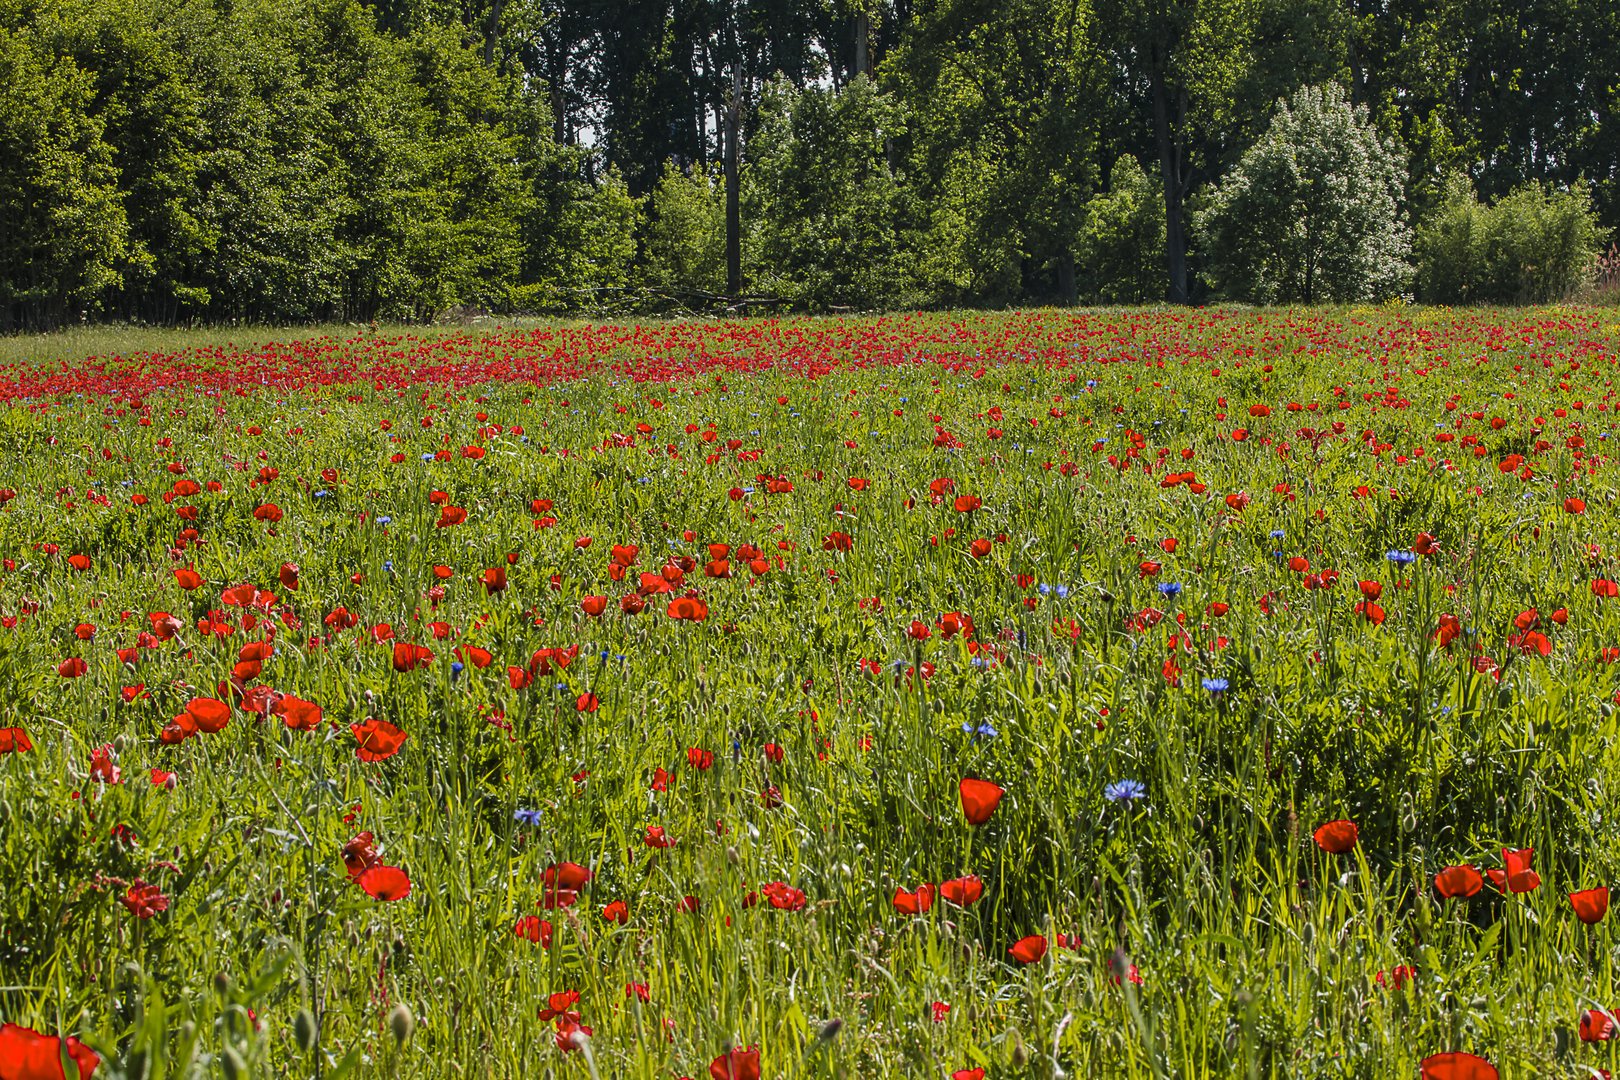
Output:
(6, 307), (1620, 1079)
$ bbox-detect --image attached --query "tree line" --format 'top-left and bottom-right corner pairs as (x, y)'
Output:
(2, 0), (1616, 329)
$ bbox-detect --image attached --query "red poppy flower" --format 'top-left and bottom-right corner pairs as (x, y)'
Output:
(1582, 1008), (1616, 1042)
(822, 531), (853, 552)
(643, 826), (675, 848)
(1571, 887), (1610, 924)
(481, 566), (507, 593)
(667, 596), (708, 621)
(951, 1070), (985, 1080)
(174, 568), (203, 590)
(687, 747), (715, 770)
(150, 768), (177, 789)
(761, 881), (807, 910)
(580, 595), (607, 616)
(538, 990), (580, 1022)
(57, 657), (88, 678)
(939, 875), (984, 906)
(513, 915), (554, 946)
(541, 861), (591, 907)
(1312, 819), (1358, 854)
(602, 900), (629, 925)
(0, 727), (32, 754)
(708, 1047), (761, 1080)
(892, 884), (935, 915)
(278, 562), (299, 591)
(67, 553), (91, 571)
(959, 777), (1004, 825)
(342, 832), (380, 880)
(436, 506), (468, 527)
(1419, 1052), (1497, 1080)
(352, 717), (408, 761)
(1486, 848), (1540, 894)
(1433, 865), (1484, 899)
(1008, 935), (1048, 963)
(178, 697), (229, 734)
(0, 1023), (101, 1080)
(1566, 497), (1587, 514)
(392, 642), (434, 672)
(273, 695), (323, 732)
(120, 879), (170, 919)
(358, 865), (411, 901)
(88, 744), (121, 784)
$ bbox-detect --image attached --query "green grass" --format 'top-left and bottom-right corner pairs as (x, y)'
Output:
(1, 306), (1619, 1079)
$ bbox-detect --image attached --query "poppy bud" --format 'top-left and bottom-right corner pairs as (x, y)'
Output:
(819, 1019), (843, 1041)
(293, 1009), (317, 1053)
(1010, 1031), (1029, 1066)
(214, 971), (232, 997)
(389, 1003), (416, 1046)
(221, 1047), (245, 1080)
(726, 845), (739, 865)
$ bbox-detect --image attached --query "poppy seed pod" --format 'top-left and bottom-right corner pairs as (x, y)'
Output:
(389, 1003), (415, 1045)
(293, 1009), (317, 1053)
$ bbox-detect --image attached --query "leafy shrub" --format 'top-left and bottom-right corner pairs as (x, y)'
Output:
(1416, 174), (1606, 304)
(1076, 156), (1166, 304)
(1198, 82), (1410, 304)
(641, 163), (727, 300)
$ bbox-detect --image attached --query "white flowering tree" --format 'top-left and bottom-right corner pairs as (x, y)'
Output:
(1198, 83), (1412, 304)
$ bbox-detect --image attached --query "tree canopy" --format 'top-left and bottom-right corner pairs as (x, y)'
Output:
(0, 0), (1614, 327)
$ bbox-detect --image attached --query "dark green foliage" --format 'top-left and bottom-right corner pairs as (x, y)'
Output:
(0, 0), (1616, 324)
(743, 75), (917, 310)
(1416, 174), (1605, 304)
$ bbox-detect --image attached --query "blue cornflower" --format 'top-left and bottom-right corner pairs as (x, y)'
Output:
(450, 661), (464, 680)
(962, 721), (998, 739)
(383, 560), (394, 573)
(1157, 582), (1181, 596)
(514, 808), (542, 826)
(421, 452), (436, 462)
(1386, 550), (1416, 564)
(313, 489), (329, 498)
(376, 516), (392, 526)
(1202, 677), (1229, 692)
(1039, 584), (1053, 596)
(1269, 529), (1285, 539)
(1054, 585), (1070, 600)
(1104, 780), (1146, 803)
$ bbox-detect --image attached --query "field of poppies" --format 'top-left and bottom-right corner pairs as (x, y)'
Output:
(4, 307), (1620, 1079)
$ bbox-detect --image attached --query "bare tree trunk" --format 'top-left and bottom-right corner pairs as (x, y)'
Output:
(1151, 63), (1189, 304)
(482, 0), (504, 67)
(725, 66), (742, 297)
(854, 10), (870, 79)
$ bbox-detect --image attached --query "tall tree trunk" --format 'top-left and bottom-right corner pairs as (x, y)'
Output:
(854, 10), (870, 79)
(482, 0), (504, 67)
(1151, 63), (1189, 304)
(725, 66), (741, 296)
